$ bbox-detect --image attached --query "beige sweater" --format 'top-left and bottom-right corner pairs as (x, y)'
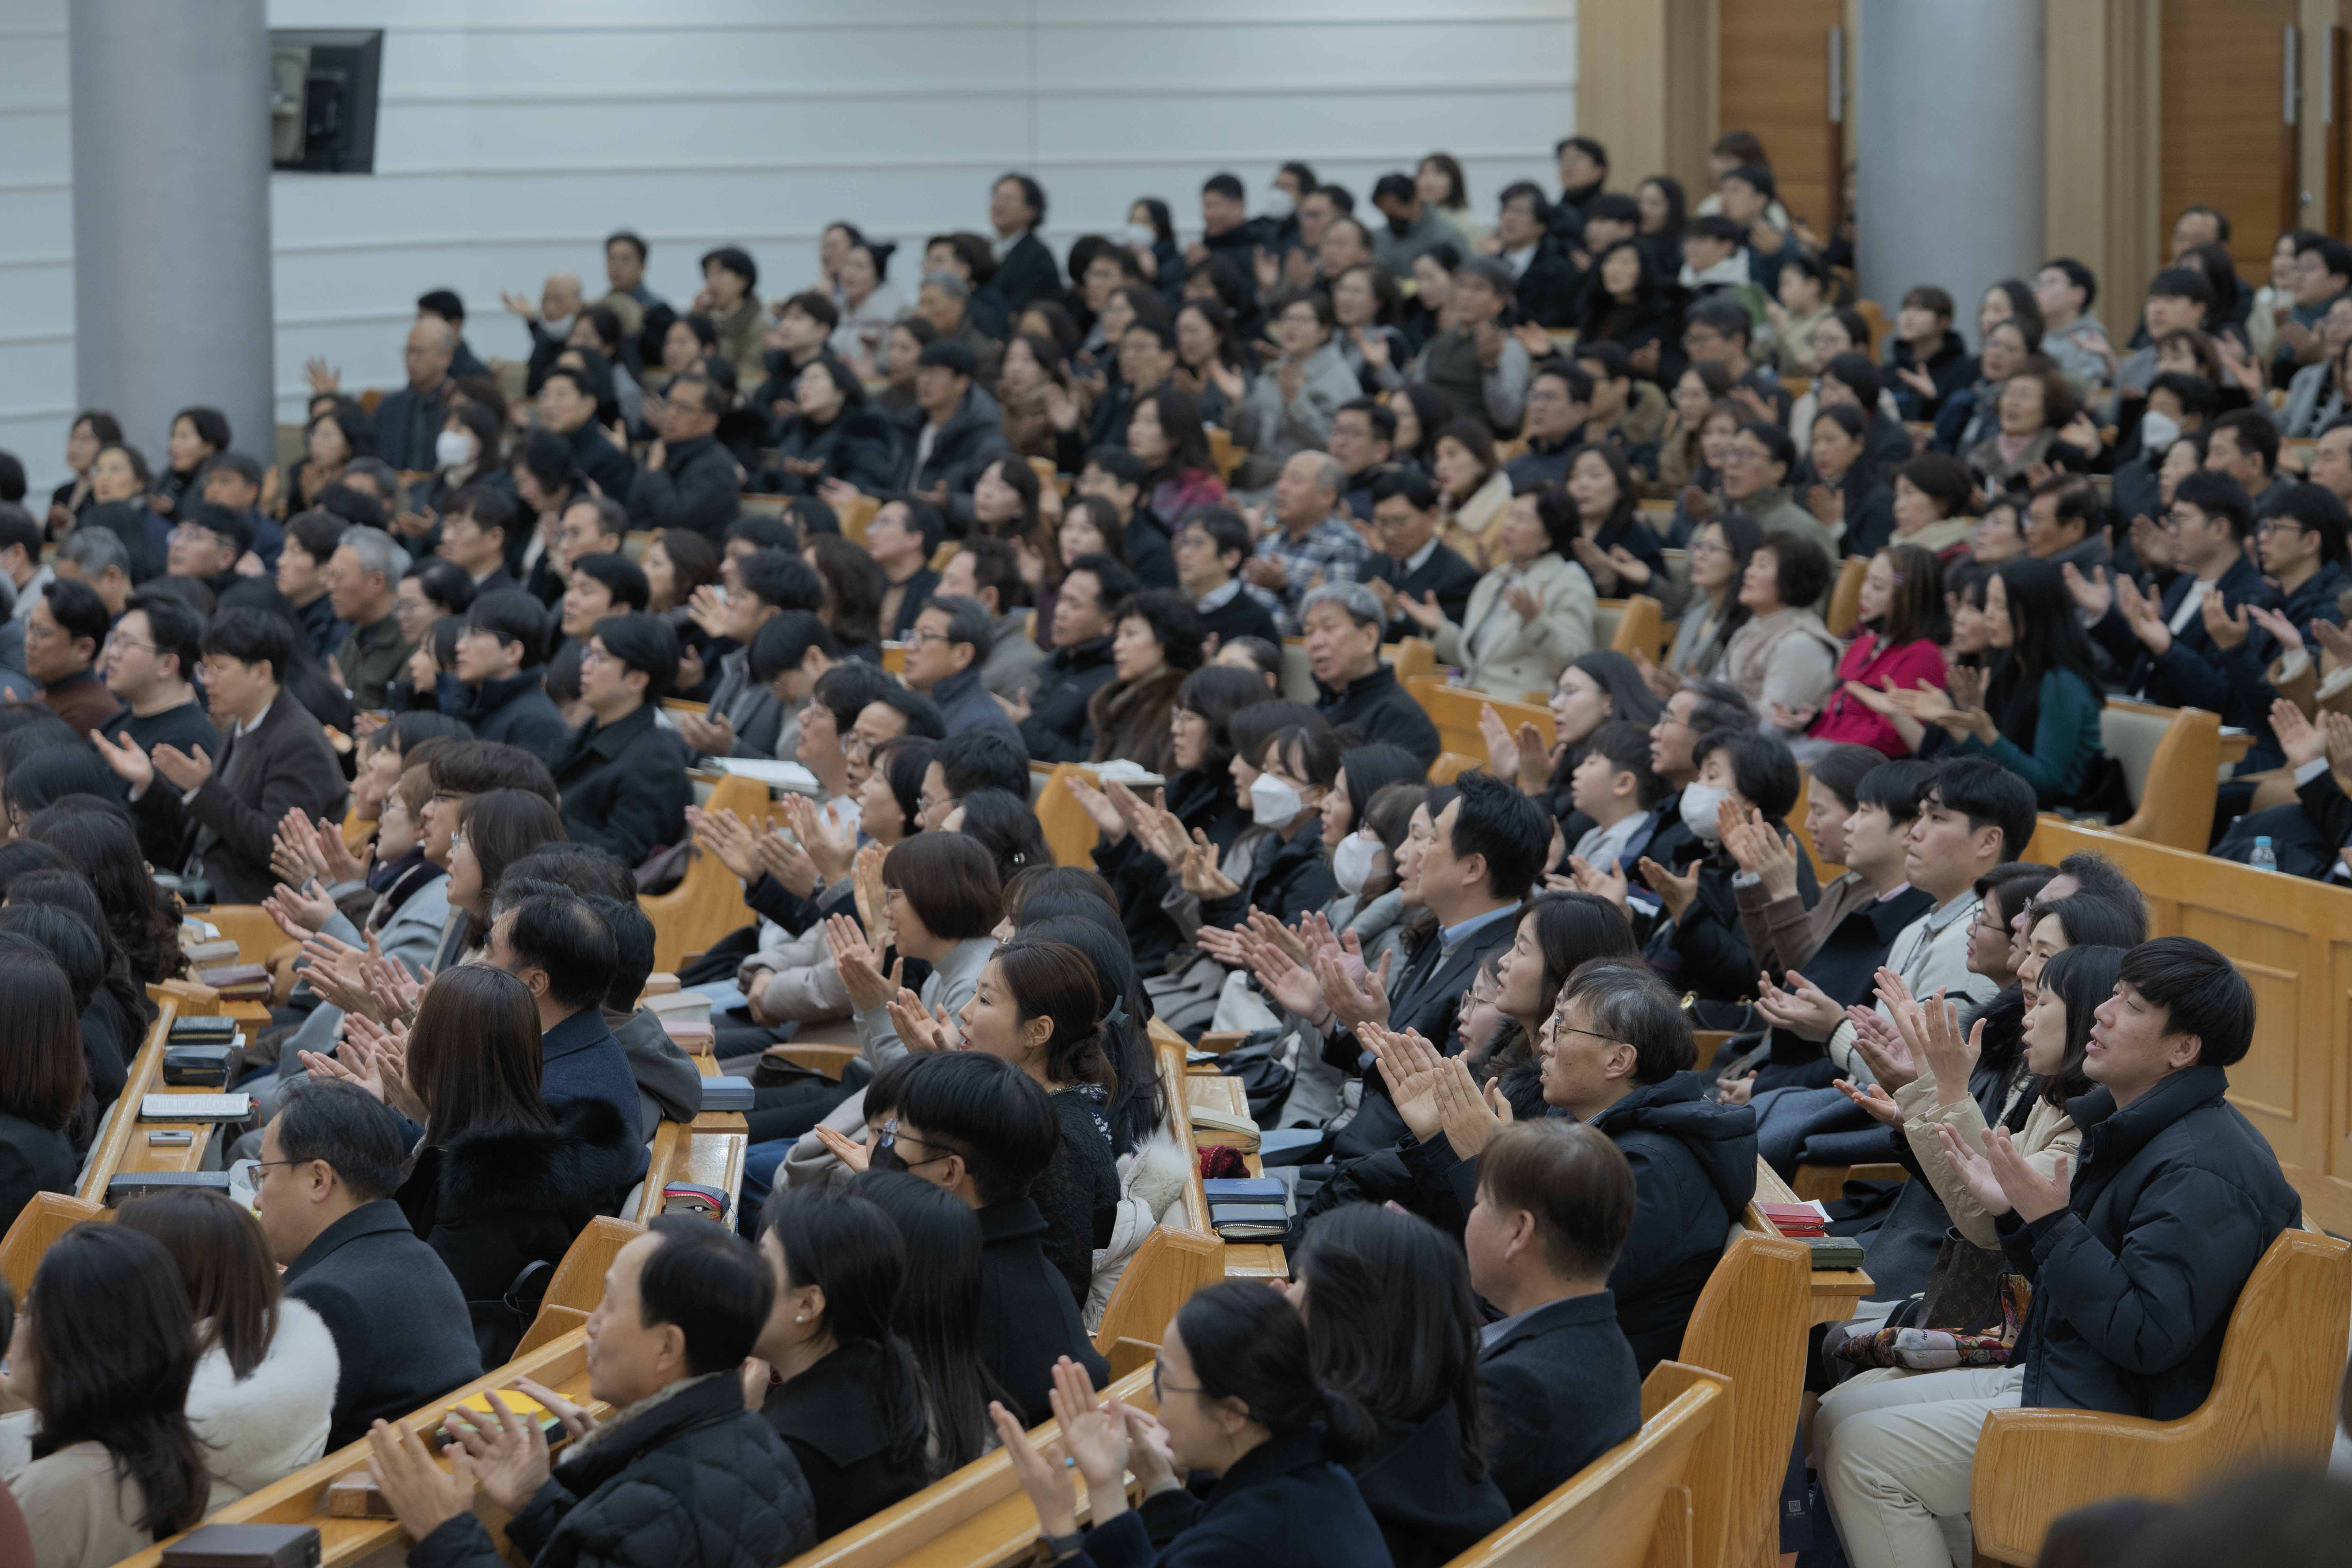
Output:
(1894, 1073), (2081, 1250)
(0, 1411), (214, 1568)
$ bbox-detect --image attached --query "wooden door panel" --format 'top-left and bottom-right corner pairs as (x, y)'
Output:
(2162, 0), (2299, 276)
(1717, 0), (1844, 234)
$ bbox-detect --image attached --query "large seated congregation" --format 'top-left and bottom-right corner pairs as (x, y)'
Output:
(0, 124), (2343, 1568)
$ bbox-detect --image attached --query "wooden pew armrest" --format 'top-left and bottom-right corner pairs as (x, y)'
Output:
(1195, 1031), (1245, 1055)
(1969, 1407), (2189, 1564)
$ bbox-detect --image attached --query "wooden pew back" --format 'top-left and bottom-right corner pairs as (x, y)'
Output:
(1824, 555), (1868, 637)
(1406, 676), (1554, 762)
(2097, 698), (2220, 852)
(1034, 761), (1104, 871)
(642, 771), (772, 972)
(1443, 1364), (1727, 1568)
(1672, 1230), (1813, 1568)
(514, 1215), (643, 1357)
(2021, 818), (2352, 1232)
(1968, 1225), (2352, 1564)
(0, 1192), (103, 1300)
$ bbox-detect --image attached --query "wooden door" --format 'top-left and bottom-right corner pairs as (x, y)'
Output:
(2162, 0), (2300, 276)
(1716, 0), (1847, 236)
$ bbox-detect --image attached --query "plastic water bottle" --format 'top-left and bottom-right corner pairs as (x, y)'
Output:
(2249, 836), (2278, 873)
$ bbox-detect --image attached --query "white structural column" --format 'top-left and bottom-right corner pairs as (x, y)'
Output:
(69, 0), (275, 461)
(1857, 0), (2045, 328)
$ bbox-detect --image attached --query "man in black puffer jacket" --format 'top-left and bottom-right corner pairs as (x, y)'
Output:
(370, 1218), (816, 1568)
(1818, 938), (2301, 1568)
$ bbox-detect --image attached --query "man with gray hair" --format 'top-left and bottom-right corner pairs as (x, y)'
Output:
(368, 315), (457, 470)
(53, 526), (131, 618)
(915, 270), (1003, 383)
(1300, 578), (1439, 764)
(327, 524), (414, 710)
(1242, 449), (1369, 634)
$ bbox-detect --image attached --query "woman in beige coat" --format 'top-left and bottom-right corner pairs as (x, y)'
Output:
(1400, 490), (1596, 698)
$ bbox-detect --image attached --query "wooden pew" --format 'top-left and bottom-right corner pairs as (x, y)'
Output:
(1430, 752), (1484, 784)
(1089, 1223), (1222, 1378)
(1824, 555), (1868, 637)
(781, 1366), (1158, 1568)
(1968, 1225), (2352, 1565)
(1595, 593), (1667, 659)
(1406, 676), (1554, 764)
(0, 1191), (103, 1299)
(1033, 761), (1104, 870)
(2097, 698), (2221, 853)
(2020, 816), (2352, 1232)
(1676, 1229), (1813, 1568)
(1443, 1362), (1729, 1568)
(90, 985), (222, 1192)
(1279, 637), (1433, 704)
(641, 771), (772, 973)
(1750, 1159), (1874, 1325)
(513, 1214), (642, 1357)
(631, 1119), (688, 1224)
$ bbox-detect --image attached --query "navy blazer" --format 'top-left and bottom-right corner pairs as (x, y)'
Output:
(284, 1200), (484, 1450)
(539, 1007), (652, 1188)
(1327, 905), (1520, 1165)
(1477, 1292), (1642, 1513)
(2089, 553), (2265, 729)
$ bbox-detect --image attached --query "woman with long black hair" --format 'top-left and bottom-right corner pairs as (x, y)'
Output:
(1127, 383), (1226, 524)
(1288, 1205), (1507, 1568)
(849, 1168), (1011, 1476)
(372, 964), (637, 1361)
(22, 807), (180, 987)
(1893, 557), (2105, 805)
(750, 1188), (931, 1538)
(992, 1281), (1390, 1566)
(0, 1223), (211, 1567)
(1479, 892), (1640, 1117)
(1575, 239), (1680, 379)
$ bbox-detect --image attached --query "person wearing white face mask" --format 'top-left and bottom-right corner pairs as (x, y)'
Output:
(423, 402), (506, 517)
(500, 271), (585, 396)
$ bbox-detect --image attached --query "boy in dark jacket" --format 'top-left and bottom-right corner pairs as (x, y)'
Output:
(368, 1217), (816, 1568)
(1818, 938), (2300, 1568)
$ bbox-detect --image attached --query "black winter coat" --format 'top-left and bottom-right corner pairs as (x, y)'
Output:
(396, 1097), (643, 1363)
(1087, 1428), (1393, 1568)
(768, 407), (899, 495)
(1018, 634), (1117, 762)
(977, 1196), (1110, 1428)
(1588, 1073), (1758, 1371)
(1094, 767), (1247, 977)
(2003, 1065), (2301, 1419)
(1314, 664), (1441, 766)
(626, 434), (742, 542)
(1201, 813), (1335, 932)
(1351, 1405), (1510, 1568)
(551, 703), (692, 868)
(410, 1371), (815, 1568)
(460, 668), (573, 756)
(0, 1110), (74, 1244)
(758, 1341), (930, 1540)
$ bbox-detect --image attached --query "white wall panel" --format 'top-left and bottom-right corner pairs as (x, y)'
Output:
(0, 0), (1575, 494)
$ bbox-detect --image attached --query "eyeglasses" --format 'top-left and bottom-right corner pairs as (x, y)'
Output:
(873, 1117), (952, 1171)
(2254, 519), (2308, 539)
(906, 629), (955, 647)
(1151, 1361), (1203, 1404)
(103, 634), (156, 657)
(1553, 1024), (1628, 1049)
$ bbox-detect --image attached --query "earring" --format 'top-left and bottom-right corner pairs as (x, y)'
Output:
(795, 1314), (807, 1324)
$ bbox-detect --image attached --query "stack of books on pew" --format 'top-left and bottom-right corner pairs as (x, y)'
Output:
(1757, 1200), (1865, 1270)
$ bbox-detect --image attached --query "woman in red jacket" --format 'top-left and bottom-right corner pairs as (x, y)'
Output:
(1803, 543), (1949, 758)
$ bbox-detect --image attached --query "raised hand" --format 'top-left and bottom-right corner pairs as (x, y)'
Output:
(1845, 1007), (1919, 1092)
(755, 829), (820, 898)
(1754, 969), (1844, 1042)
(264, 879), (338, 937)
(1501, 581), (1547, 623)
(1045, 1356), (1130, 1515)
(1434, 1056), (1504, 1160)
(687, 805), (762, 882)
(1564, 854), (1629, 913)
(1178, 828), (1240, 899)
(1316, 945), (1391, 1032)
(2312, 617), (2352, 670)
(1899, 987), (1984, 1102)
(852, 841), (893, 949)
(88, 730), (155, 793)
(435, 1387), (553, 1515)
(364, 1419), (474, 1544)
(1065, 776), (1126, 842)
(989, 1399), (1078, 1539)
(2200, 590), (2248, 652)
(823, 913), (899, 1013)
(151, 743), (214, 793)
(1635, 855), (1699, 923)
(2273, 697), (2324, 770)
(781, 793), (855, 884)
(2321, 709), (2352, 775)
(1477, 704), (1521, 785)
(2114, 574), (2171, 655)
(2245, 602), (2304, 662)
(1835, 1077), (1904, 1127)
(1397, 590), (1446, 632)
(1934, 1123), (2012, 1216)
(2060, 562), (2112, 621)
(813, 1124), (872, 1173)
(1365, 1026), (1446, 1140)
(886, 988), (951, 1053)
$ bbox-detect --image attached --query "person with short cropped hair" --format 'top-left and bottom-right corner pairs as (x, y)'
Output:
(1171, 507), (1281, 650)
(99, 607), (349, 905)
(257, 1080), (482, 1449)
(453, 589), (569, 751)
(482, 892), (648, 1170)
(548, 613), (691, 865)
(878, 1051), (1110, 1426)
(2079, 468), (2266, 733)
(1017, 553), (1134, 763)
(328, 525), (416, 711)
(365, 1217), (816, 1568)
(1818, 937), (2301, 1568)
(626, 371), (740, 541)
(1462, 1121), (1642, 1512)
(903, 594), (1019, 740)
(95, 589), (220, 779)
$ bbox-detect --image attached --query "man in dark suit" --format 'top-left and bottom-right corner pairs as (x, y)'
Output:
(2082, 469), (2268, 736)
(258, 1081), (482, 1450)
(1363, 470), (1480, 640)
(899, 341), (1011, 530)
(437, 484), (522, 596)
(1175, 507), (1280, 652)
(27, 578), (120, 734)
(886, 1052), (1109, 1428)
(1494, 182), (1584, 329)
(1462, 1122), (1642, 1512)
(371, 316), (457, 473)
(1324, 772), (1550, 1162)
(1302, 582), (1441, 765)
(485, 888), (650, 1187)
(988, 172), (1060, 313)
(549, 612), (691, 868)
(102, 607), (348, 905)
